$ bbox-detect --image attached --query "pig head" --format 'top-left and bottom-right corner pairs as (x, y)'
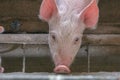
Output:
(39, 0), (99, 73)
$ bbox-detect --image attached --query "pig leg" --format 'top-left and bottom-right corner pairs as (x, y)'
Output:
(0, 57), (4, 73)
(0, 26), (5, 33)
(0, 26), (5, 73)
(0, 67), (4, 73)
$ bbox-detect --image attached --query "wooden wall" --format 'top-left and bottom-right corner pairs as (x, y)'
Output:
(0, 0), (119, 33)
(0, 0), (120, 73)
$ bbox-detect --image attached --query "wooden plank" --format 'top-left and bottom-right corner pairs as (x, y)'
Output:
(0, 17), (48, 33)
(84, 23), (120, 34)
(83, 34), (120, 46)
(98, 0), (120, 23)
(0, 0), (119, 33)
(0, 34), (48, 44)
(0, 34), (119, 46)
(1, 19), (120, 34)
(0, 0), (42, 17)
(0, 0), (119, 23)
(0, 17), (43, 33)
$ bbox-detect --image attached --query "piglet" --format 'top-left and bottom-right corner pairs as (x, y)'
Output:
(39, 0), (99, 74)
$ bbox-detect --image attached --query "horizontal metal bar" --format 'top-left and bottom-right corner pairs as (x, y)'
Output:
(0, 73), (120, 80)
(0, 72), (119, 80)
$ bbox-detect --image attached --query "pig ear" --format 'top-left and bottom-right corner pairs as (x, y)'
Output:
(39, 0), (57, 21)
(80, 0), (99, 29)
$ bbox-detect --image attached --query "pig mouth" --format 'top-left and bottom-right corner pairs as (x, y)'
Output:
(53, 54), (74, 74)
(54, 65), (71, 74)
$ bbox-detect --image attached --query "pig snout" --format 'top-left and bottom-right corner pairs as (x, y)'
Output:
(54, 65), (71, 74)
(53, 53), (74, 74)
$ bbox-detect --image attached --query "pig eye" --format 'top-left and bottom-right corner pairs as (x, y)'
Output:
(74, 37), (79, 44)
(51, 35), (56, 41)
(50, 32), (57, 41)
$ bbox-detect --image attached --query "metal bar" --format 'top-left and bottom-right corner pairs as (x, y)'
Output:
(22, 56), (26, 73)
(0, 56), (2, 67)
(22, 44), (26, 73)
(0, 72), (119, 80)
(87, 45), (90, 73)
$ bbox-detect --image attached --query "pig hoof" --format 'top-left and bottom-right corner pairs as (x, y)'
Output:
(54, 65), (71, 74)
(0, 67), (4, 73)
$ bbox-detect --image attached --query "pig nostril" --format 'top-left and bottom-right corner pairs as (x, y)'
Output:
(75, 38), (79, 42)
(56, 68), (61, 72)
(51, 34), (56, 41)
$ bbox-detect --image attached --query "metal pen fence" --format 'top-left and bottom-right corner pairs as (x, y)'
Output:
(0, 34), (119, 80)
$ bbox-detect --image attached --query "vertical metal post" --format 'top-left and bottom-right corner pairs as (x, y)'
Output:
(22, 43), (26, 73)
(87, 45), (90, 73)
(22, 56), (26, 73)
(0, 56), (2, 67)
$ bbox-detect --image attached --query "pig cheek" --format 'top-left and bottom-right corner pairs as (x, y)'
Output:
(48, 36), (55, 51)
(48, 37), (59, 59)
(49, 41), (57, 55)
(72, 39), (82, 57)
(52, 45), (81, 67)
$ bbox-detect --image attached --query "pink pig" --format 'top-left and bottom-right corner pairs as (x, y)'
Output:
(39, 0), (99, 74)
